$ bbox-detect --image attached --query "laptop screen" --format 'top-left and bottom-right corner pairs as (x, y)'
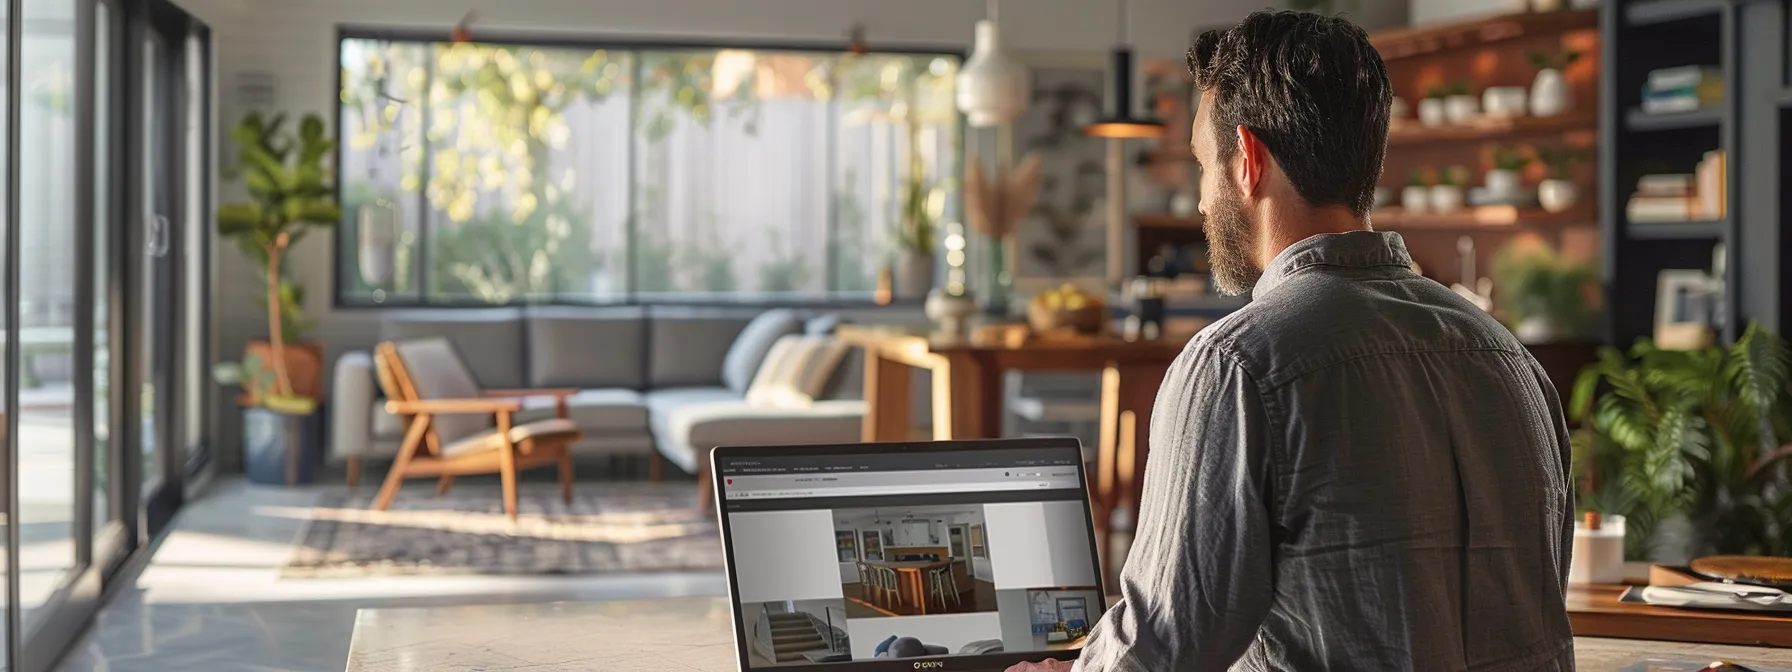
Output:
(715, 440), (1103, 670)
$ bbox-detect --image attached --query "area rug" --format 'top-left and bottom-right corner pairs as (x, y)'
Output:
(281, 483), (723, 578)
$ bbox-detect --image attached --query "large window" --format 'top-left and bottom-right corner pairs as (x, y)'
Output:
(336, 33), (961, 306)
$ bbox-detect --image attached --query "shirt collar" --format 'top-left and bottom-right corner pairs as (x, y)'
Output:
(1253, 230), (1414, 298)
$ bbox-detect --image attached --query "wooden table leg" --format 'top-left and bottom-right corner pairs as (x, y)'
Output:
(933, 354), (1005, 440)
(864, 350), (913, 442)
(1096, 363), (1168, 585)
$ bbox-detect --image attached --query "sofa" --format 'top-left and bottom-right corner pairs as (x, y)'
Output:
(330, 306), (866, 483)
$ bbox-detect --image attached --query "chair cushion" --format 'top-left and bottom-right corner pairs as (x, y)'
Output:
(441, 418), (582, 456)
(744, 335), (850, 409)
(647, 307), (760, 389)
(514, 388), (649, 434)
(382, 310), (526, 389)
(647, 391), (864, 473)
(720, 309), (803, 395)
(390, 338), (493, 446)
(524, 307), (647, 389)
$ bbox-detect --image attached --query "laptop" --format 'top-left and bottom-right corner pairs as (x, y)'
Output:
(712, 437), (1107, 672)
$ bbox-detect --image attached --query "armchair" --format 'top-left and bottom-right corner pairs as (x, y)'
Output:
(371, 338), (585, 520)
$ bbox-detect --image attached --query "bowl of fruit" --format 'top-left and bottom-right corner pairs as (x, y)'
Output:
(1028, 283), (1107, 336)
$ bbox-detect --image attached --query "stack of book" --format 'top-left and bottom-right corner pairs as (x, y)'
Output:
(1642, 66), (1723, 114)
(1626, 151), (1725, 223)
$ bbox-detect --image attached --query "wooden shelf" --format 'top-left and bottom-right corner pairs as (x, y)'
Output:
(1134, 213), (1202, 229)
(1371, 9), (1599, 62)
(1387, 111), (1596, 146)
(1627, 220), (1725, 240)
(1625, 106), (1723, 131)
(1625, 0), (1725, 27)
(1371, 205), (1596, 230)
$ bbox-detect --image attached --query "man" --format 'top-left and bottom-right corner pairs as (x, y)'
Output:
(1009, 10), (1574, 672)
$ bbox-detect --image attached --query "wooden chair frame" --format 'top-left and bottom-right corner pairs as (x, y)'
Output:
(371, 342), (583, 520)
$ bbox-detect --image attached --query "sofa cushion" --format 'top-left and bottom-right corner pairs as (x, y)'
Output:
(819, 347), (864, 401)
(387, 338), (494, 446)
(646, 307), (760, 388)
(646, 389), (864, 473)
(745, 335), (850, 409)
(722, 309), (803, 394)
(524, 307), (648, 389)
(382, 309), (526, 389)
(514, 388), (650, 434)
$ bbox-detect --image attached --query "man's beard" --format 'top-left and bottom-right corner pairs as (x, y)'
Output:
(1204, 187), (1261, 296)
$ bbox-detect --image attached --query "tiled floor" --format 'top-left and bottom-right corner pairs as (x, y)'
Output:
(51, 477), (729, 672)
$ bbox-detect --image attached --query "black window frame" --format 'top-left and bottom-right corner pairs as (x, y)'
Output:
(329, 25), (965, 310)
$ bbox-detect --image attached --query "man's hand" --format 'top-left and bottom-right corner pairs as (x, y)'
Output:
(1004, 659), (1074, 672)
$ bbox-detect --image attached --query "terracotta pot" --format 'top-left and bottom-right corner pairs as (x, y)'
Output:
(243, 340), (324, 403)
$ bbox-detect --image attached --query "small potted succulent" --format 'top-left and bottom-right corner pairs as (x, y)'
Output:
(1443, 80), (1479, 124)
(1536, 145), (1587, 213)
(1486, 146), (1532, 202)
(1528, 50), (1582, 117)
(1418, 85), (1448, 127)
(1402, 168), (1432, 213)
(1430, 165), (1467, 214)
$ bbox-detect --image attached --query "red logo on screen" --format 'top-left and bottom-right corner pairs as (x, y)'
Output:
(726, 478), (733, 485)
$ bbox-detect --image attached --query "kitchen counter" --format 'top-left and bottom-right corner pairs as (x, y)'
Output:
(344, 597), (1792, 672)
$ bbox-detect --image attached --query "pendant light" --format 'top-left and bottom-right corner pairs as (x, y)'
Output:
(1085, 0), (1163, 139)
(955, 0), (1030, 128)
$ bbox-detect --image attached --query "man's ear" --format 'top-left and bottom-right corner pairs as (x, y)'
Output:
(1235, 124), (1267, 199)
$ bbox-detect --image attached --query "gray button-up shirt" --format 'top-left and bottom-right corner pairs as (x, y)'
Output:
(1076, 231), (1574, 672)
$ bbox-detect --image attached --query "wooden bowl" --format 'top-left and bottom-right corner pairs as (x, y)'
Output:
(1690, 555), (1792, 590)
(1027, 298), (1106, 335)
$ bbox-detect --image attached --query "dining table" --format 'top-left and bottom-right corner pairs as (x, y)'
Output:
(861, 559), (957, 614)
(835, 322), (1200, 583)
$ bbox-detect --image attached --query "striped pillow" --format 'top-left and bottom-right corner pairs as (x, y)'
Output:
(744, 335), (851, 409)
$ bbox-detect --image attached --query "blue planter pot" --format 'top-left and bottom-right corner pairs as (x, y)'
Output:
(243, 407), (320, 486)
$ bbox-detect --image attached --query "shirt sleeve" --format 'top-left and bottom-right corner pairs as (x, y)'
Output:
(1075, 339), (1276, 672)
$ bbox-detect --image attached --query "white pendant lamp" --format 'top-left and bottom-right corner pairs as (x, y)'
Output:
(956, 0), (1030, 128)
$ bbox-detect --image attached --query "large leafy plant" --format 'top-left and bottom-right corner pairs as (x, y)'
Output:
(216, 112), (340, 411)
(1491, 242), (1598, 338)
(1570, 322), (1792, 558)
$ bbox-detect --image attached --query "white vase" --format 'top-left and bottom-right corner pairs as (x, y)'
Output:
(1401, 186), (1430, 213)
(1485, 169), (1522, 200)
(1373, 186), (1391, 210)
(1530, 69), (1570, 117)
(1445, 95), (1479, 124)
(1569, 514), (1627, 584)
(1417, 98), (1447, 127)
(1539, 179), (1579, 213)
(1482, 86), (1528, 118)
(924, 289), (978, 336)
(1429, 185), (1464, 214)
(897, 252), (935, 301)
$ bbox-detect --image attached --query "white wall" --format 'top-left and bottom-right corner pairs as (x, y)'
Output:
(729, 510), (845, 603)
(983, 501), (1099, 589)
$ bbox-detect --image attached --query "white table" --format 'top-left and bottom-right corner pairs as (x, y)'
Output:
(344, 597), (1792, 671)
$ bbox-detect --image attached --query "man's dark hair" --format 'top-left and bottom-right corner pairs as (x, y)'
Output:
(1190, 11), (1391, 216)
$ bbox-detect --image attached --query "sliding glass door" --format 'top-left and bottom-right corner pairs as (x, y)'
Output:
(0, 0), (210, 668)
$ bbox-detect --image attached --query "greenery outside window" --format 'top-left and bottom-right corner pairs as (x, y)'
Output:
(336, 31), (961, 306)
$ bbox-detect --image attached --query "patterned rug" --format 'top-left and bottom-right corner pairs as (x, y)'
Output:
(282, 483), (724, 578)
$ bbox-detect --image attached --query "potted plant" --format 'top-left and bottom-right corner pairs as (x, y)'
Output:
(1401, 168), (1432, 213)
(216, 112), (340, 485)
(896, 167), (943, 301)
(1486, 146), (1532, 202)
(1569, 322), (1792, 561)
(1430, 165), (1467, 214)
(1418, 84), (1448, 127)
(1528, 50), (1582, 117)
(1536, 145), (1587, 213)
(1443, 80), (1479, 124)
(1491, 241), (1597, 343)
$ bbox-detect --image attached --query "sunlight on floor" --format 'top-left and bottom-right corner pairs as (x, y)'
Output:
(255, 504), (712, 544)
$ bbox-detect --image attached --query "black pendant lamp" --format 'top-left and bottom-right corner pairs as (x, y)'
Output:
(1084, 0), (1164, 139)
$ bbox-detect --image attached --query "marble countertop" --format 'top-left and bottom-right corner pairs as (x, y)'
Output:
(345, 597), (1792, 672)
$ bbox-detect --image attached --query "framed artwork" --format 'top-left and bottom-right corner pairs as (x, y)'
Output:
(1008, 52), (1109, 286)
(861, 529), (885, 562)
